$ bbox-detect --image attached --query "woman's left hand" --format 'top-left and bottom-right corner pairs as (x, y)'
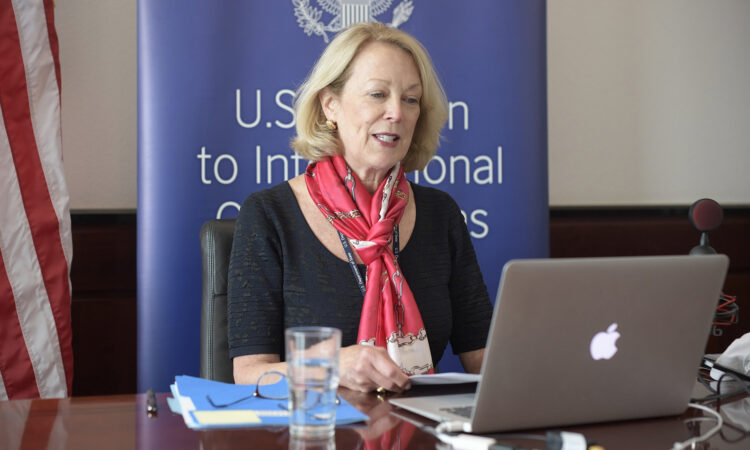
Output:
(339, 344), (412, 393)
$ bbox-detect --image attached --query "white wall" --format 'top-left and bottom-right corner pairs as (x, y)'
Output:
(55, 1), (750, 210)
(56, 0), (136, 211)
(548, 0), (750, 206)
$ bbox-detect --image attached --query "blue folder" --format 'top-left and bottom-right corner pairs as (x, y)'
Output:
(173, 375), (369, 428)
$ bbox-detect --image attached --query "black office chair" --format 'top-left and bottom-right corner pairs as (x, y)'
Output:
(200, 218), (236, 383)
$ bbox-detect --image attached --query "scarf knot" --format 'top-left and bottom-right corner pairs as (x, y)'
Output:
(355, 219), (395, 265)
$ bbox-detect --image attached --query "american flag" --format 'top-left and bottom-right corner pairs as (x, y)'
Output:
(0, 0), (73, 399)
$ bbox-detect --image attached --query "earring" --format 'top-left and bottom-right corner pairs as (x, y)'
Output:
(325, 119), (337, 131)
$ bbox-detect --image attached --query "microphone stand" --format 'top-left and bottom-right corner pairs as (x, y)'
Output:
(688, 198), (739, 336)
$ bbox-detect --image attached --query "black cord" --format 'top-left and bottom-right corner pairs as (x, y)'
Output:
(693, 360), (750, 403)
(718, 420), (749, 444)
(715, 372), (750, 399)
(712, 361), (750, 383)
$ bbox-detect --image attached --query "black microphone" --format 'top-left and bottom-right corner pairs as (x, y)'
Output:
(688, 198), (723, 255)
(687, 198), (738, 335)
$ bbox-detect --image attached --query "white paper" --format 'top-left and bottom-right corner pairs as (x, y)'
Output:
(409, 372), (480, 385)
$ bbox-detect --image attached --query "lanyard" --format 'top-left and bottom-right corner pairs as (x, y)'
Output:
(337, 226), (399, 297)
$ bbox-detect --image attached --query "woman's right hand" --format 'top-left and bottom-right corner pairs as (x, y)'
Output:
(339, 344), (411, 393)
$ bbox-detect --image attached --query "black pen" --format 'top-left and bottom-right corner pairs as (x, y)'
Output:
(146, 389), (158, 416)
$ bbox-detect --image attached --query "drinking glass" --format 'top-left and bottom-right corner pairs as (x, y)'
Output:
(285, 327), (341, 439)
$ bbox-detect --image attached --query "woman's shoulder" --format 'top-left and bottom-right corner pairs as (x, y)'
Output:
(410, 183), (461, 213)
(242, 181), (294, 205)
(237, 181), (298, 224)
(411, 182), (454, 199)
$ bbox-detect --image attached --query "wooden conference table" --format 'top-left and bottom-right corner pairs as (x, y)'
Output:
(2, 383), (749, 450)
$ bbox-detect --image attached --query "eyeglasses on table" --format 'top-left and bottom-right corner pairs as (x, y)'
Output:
(206, 370), (341, 409)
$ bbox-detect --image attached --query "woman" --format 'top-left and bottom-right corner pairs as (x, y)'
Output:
(227, 23), (492, 393)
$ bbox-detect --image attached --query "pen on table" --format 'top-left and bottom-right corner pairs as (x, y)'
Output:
(146, 388), (158, 416)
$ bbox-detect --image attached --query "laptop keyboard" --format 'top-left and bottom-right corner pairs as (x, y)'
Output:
(439, 406), (473, 418)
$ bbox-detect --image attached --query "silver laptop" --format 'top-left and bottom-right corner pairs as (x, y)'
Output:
(390, 255), (729, 433)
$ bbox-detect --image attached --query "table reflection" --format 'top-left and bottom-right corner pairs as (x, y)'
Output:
(3, 384), (749, 450)
(195, 387), (434, 450)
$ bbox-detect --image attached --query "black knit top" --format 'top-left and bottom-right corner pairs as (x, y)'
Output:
(227, 182), (492, 367)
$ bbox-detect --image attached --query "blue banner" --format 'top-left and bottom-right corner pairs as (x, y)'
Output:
(138, 0), (548, 391)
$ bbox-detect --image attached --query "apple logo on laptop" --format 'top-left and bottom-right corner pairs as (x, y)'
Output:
(590, 323), (620, 360)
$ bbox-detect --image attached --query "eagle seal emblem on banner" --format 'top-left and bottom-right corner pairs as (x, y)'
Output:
(292, 0), (414, 42)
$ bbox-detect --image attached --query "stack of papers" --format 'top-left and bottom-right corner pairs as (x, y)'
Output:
(409, 372), (480, 385)
(170, 375), (369, 429)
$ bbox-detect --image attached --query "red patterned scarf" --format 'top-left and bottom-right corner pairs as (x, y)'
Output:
(305, 156), (433, 375)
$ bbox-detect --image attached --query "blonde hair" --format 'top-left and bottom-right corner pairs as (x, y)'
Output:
(291, 22), (448, 172)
